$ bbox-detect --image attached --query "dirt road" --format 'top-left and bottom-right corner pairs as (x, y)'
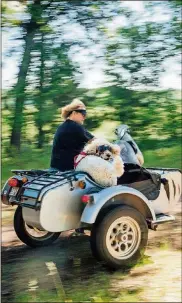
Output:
(1, 203), (182, 303)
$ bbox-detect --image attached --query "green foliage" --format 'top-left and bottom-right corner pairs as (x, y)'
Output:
(143, 145), (182, 169)
(103, 1), (181, 87)
(2, 0), (181, 169)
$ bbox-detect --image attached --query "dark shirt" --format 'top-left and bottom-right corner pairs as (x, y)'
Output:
(50, 119), (94, 171)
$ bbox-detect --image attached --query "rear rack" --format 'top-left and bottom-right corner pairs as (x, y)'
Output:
(11, 169), (62, 176)
(10, 170), (103, 210)
(15, 171), (80, 209)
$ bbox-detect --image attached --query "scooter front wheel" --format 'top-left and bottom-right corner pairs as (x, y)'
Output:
(14, 206), (61, 247)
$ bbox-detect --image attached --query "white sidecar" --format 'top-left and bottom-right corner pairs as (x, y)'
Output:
(1, 166), (181, 269)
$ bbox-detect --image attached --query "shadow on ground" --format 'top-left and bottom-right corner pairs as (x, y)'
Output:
(1, 206), (181, 302)
(2, 235), (126, 302)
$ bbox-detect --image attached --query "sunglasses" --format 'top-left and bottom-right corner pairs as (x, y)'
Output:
(74, 109), (87, 117)
(97, 145), (112, 153)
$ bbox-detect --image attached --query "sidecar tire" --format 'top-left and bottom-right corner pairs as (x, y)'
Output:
(90, 205), (148, 269)
(14, 206), (61, 247)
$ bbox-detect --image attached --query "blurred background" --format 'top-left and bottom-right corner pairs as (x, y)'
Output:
(2, 0), (181, 184)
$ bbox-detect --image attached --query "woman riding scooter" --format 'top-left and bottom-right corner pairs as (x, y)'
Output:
(50, 98), (95, 234)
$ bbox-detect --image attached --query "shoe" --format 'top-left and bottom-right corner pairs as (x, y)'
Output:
(70, 229), (85, 237)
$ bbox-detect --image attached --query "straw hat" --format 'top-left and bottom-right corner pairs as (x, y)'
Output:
(61, 99), (86, 120)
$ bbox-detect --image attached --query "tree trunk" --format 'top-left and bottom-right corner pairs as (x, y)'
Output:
(10, 30), (35, 148)
(37, 32), (45, 149)
(37, 125), (44, 149)
(10, 0), (41, 149)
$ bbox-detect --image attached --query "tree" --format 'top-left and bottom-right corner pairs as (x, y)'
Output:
(9, 0), (40, 148)
(8, 0), (56, 149)
(2, 0), (180, 149)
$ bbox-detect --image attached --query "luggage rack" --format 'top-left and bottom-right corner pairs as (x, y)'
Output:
(11, 170), (102, 210)
(11, 169), (74, 176)
(18, 170), (80, 207)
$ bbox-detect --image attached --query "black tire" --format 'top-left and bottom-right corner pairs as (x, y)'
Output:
(90, 205), (148, 269)
(14, 206), (61, 247)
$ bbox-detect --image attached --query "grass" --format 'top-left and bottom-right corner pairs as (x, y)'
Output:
(3, 257), (142, 302)
(1, 145), (52, 186)
(133, 254), (154, 268)
(158, 241), (171, 250)
(143, 145), (182, 169)
(13, 285), (142, 302)
(14, 290), (67, 303)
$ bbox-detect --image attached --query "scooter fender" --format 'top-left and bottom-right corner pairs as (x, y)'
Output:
(81, 185), (156, 224)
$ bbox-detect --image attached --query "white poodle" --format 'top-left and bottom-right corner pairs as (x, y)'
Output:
(74, 138), (124, 187)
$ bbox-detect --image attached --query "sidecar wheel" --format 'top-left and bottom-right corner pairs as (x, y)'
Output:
(14, 206), (61, 247)
(90, 205), (148, 269)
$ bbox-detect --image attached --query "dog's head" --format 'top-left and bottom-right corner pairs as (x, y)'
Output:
(84, 138), (121, 161)
(96, 144), (113, 161)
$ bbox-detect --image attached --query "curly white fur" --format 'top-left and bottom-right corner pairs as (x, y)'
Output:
(75, 138), (124, 187)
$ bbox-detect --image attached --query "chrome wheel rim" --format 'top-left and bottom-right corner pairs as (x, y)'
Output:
(106, 216), (141, 260)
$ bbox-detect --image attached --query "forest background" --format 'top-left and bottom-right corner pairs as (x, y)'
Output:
(2, 0), (181, 185)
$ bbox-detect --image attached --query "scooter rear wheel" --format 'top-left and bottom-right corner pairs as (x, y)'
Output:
(14, 206), (61, 247)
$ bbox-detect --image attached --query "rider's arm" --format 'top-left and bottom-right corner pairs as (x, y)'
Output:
(81, 127), (95, 143)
